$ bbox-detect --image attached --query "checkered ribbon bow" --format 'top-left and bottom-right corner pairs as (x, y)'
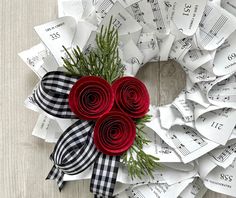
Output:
(33, 71), (120, 198)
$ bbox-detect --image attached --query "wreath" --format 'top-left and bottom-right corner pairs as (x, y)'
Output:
(19, 0), (236, 197)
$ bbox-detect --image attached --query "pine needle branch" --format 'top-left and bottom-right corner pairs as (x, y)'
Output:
(121, 115), (160, 180)
(62, 16), (125, 83)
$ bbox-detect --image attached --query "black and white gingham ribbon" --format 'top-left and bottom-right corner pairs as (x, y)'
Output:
(33, 71), (120, 197)
(33, 71), (78, 118)
(91, 154), (120, 197)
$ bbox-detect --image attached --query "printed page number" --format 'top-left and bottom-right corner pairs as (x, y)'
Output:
(50, 32), (60, 40)
(183, 4), (191, 16)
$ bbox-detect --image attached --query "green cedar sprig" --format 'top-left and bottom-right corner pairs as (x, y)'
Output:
(62, 16), (125, 84)
(121, 115), (160, 179)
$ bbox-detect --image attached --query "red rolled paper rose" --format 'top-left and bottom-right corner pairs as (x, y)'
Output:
(112, 77), (150, 118)
(68, 76), (114, 120)
(94, 111), (136, 156)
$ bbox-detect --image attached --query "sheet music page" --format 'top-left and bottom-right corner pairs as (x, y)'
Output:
(195, 2), (236, 50)
(168, 125), (219, 163)
(168, 0), (207, 36)
(163, 162), (195, 172)
(204, 159), (236, 197)
(98, 1), (143, 43)
(213, 31), (236, 75)
(24, 84), (43, 113)
(129, 178), (193, 198)
(126, 0), (170, 37)
(222, 0), (236, 17)
(121, 39), (144, 76)
(180, 49), (212, 71)
(195, 106), (236, 145)
(115, 190), (130, 198)
(169, 38), (192, 61)
(206, 73), (236, 108)
(178, 177), (207, 198)
(137, 32), (159, 64)
(75, 21), (98, 50)
(64, 158), (195, 185)
(54, 117), (77, 131)
(19, 43), (57, 78)
(146, 111), (219, 163)
(161, 165), (197, 185)
(34, 16), (79, 66)
(146, 116), (176, 148)
(88, 0), (115, 23)
(208, 138), (236, 168)
(198, 154), (218, 179)
(159, 105), (181, 129)
(188, 67), (216, 83)
(158, 34), (175, 61)
(32, 114), (63, 143)
(172, 90), (194, 122)
(58, 0), (84, 20)
(142, 126), (182, 162)
(201, 49), (216, 71)
(185, 84), (210, 108)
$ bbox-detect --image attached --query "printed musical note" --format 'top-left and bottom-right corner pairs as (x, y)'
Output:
(170, 126), (207, 157)
(130, 181), (192, 198)
(130, 3), (145, 23)
(201, 15), (228, 47)
(94, 0), (114, 18)
(210, 142), (236, 162)
(128, 0), (169, 35)
(160, 140), (172, 154)
(188, 50), (199, 62)
(18, 44), (55, 78)
(199, 4), (213, 28)
(208, 73), (236, 106)
(196, 2), (236, 50)
(180, 49), (212, 71)
(188, 67), (216, 83)
(169, 38), (192, 61)
(138, 38), (156, 50)
(172, 90), (194, 122)
(82, 31), (97, 55)
(148, 0), (166, 32)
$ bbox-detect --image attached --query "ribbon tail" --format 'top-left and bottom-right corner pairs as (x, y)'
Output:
(90, 154), (120, 198)
(46, 165), (65, 191)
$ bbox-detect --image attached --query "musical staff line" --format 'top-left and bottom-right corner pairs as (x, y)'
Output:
(210, 142), (236, 162)
(131, 3), (145, 23)
(95, 0), (114, 17)
(199, 5), (213, 28)
(170, 126), (207, 156)
(201, 15), (228, 47)
(149, 0), (166, 33)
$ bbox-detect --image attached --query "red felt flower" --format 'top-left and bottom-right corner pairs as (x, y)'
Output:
(112, 77), (150, 118)
(68, 76), (114, 120)
(94, 111), (136, 156)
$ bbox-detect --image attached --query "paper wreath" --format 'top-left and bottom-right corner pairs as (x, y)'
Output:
(19, 0), (236, 197)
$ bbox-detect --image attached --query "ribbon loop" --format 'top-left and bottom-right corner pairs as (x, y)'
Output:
(33, 71), (79, 118)
(51, 120), (100, 175)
